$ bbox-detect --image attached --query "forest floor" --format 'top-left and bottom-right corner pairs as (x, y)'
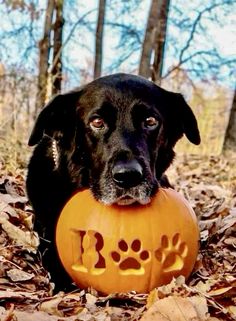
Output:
(0, 148), (235, 321)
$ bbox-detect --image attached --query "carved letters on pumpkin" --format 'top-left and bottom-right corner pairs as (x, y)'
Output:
(71, 229), (188, 276)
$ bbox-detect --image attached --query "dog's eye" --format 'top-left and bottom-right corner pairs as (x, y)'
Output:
(144, 116), (159, 129)
(90, 117), (106, 130)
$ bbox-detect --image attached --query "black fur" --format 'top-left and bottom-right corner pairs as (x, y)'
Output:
(27, 73), (200, 291)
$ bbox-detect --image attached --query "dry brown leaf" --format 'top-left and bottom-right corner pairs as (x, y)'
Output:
(7, 268), (34, 282)
(22, 213), (34, 230)
(217, 210), (236, 234)
(104, 306), (125, 318)
(0, 216), (39, 252)
(227, 306), (236, 319)
(146, 288), (159, 308)
(14, 310), (80, 321)
(208, 286), (233, 297)
(141, 296), (200, 321)
(40, 295), (64, 317)
(76, 308), (94, 321)
(188, 296), (209, 320)
(194, 280), (216, 294)
(0, 201), (18, 217)
(85, 293), (98, 306)
(92, 311), (111, 321)
(223, 236), (236, 245)
(0, 305), (15, 321)
(0, 192), (27, 205)
(155, 276), (186, 298)
(4, 179), (24, 197)
(0, 290), (39, 300)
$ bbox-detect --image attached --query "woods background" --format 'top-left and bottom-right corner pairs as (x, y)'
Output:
(0, 0), (235, 166)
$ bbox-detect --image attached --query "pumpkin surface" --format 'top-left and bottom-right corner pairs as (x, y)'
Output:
(56, 188), (199, 294)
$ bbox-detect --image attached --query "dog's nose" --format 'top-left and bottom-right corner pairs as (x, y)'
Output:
(112, 160), (143, 188)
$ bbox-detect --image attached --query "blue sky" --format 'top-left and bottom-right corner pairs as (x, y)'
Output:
(0, 0), (235, 89)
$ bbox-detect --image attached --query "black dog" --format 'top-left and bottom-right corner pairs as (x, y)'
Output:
(27, 73), (200, 291)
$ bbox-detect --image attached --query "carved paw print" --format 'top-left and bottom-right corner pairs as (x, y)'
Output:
(111, 239), (150, 275)
(155, 233), (188, 273)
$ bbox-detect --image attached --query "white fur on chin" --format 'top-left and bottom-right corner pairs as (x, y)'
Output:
(116, 196), (151, 206)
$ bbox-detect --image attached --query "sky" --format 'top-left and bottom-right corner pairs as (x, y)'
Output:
(0, 0), (235, 90)
(64, 0), (236, 89)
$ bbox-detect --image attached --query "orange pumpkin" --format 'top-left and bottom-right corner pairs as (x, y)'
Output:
(56, 188), (199, 294)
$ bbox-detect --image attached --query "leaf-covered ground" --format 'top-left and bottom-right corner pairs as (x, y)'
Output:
(0, 153), (235, 321)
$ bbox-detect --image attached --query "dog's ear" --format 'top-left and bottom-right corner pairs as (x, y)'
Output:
(28, 91), (81, 146)
(175, 93), (201, 145)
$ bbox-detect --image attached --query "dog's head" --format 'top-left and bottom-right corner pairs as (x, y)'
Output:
(29, 73), (200, 205)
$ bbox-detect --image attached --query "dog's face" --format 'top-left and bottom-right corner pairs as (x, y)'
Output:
(29, 73), (200, 206)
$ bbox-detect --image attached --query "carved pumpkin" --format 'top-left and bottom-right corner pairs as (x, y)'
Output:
(56, 188), (199, 294)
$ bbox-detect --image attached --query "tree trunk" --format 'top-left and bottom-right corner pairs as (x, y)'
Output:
(223, 90), (236, 151)
(152, 0), (170, 85)
(138, 0), (162, 79)
(94, 0), (106, 79)
(51, 0), (64, 96)
(35, 0), (54, 116)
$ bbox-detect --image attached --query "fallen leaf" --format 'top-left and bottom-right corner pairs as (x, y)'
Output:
(0, 200), (18, 217)
(146, 288), (159, 308)
(0, 192), (27, 205)
(0, 216), (39, 252)
(189, 296), (209, 320)
(7, 269), (34, 282)
(0, 290), (39, 300)
(228, 305), (236, 318)
(14, 310), (80, 321)
(85, 293), (97, 306)
(141, 296), (200, 321)
(208, 286), (232, 297)
(40, 296), (64, 317)
(223, 236), (236, 246)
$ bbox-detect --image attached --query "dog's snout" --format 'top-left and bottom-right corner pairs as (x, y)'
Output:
(112, 159), (143, 188)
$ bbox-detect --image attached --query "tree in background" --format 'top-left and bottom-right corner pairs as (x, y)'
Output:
(36, 0), (64, 115)
(224, 89), (236, 151)
(138, 0), (170, 82)
(138, 0), (161, 79)
(162, 0), (236, 85)
(94, 0), (106, 79)
(0, 0), (40, 141)
(36, 0), (54, 116)
(152, 0), (170, 84)
(0, 0), (235, 154)
(51, 0), (64, 96)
